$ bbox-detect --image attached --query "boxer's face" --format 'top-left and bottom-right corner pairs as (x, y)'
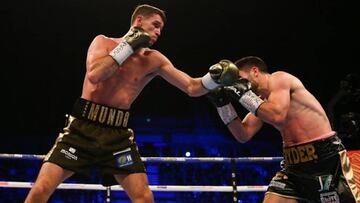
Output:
(239, 67), (259, 92)
(135, 14), (164, 46)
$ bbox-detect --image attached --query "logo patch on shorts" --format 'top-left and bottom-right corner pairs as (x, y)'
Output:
(318, 175), (333, 192)
(60, 147), (78, 160)
(114, 148), (133, 168)
(320, 191), (339, 203)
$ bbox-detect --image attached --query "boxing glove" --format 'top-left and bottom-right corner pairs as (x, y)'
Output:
(110, 27), (151, 65)
(207, 87), (238, 125)
(225, 78), (264, 115)
(201, 60), (239, 90)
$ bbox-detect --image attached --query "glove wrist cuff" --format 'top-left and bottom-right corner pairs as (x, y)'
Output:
(239, 90), (264, 115)
(109, 41), (134, 65)
(217, 103), (238, 125)
(202, 73), (220, 90)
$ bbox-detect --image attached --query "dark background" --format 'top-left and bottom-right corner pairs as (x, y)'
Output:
(1, 1), (359, 202)
(1, 0), (359, 152)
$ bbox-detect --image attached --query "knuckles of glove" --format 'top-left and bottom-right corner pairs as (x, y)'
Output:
(208, 60), (240, 86)
(125, 27), (151, 49)
(209, 64), (223, 80)
(218, 60), (239, 86)
(223, 78), (252, 99)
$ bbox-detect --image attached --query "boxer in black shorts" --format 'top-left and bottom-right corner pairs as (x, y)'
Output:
(267, 135), (358, 202)
(25, 4), (239, 203)
(44, 98), (146, 186)
(208, 56), (359, 202)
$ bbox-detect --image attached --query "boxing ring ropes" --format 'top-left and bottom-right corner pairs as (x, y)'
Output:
(0, 153), (282, 202)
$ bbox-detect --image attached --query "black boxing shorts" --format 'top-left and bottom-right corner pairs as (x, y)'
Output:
(266, 135), (360, 203)
(44, 98), (146, 186)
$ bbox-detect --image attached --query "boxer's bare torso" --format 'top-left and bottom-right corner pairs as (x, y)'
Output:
(228, 71), (333, 146)
(82, 34), (207, 109)
(257, 71), (333, 146)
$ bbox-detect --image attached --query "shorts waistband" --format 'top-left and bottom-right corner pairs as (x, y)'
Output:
(283, 135), (345, 165)
(71, 98), (130, 128)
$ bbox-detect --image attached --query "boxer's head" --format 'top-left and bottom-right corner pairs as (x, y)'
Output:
(235, 56), (268, 91)
(130, 4), (166, 46)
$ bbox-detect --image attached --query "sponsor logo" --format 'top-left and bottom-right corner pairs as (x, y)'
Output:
(60, 148), (78, 160)
(114, 148), (133, 168)
(320, 191), (339, 203)
(318, 175), (333, 192)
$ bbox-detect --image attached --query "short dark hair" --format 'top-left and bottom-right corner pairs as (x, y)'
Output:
(131, 4), (166, 25)
(234, 56), (268, 73)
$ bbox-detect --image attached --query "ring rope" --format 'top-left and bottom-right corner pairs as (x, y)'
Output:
(0, 153), (278, 193)
(0, 181), (268, 192)
(0, 153), (283, 163)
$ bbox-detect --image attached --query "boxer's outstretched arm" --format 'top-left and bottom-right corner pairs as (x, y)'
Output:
(157, 54), (239, 97)
(156, 55), (207, 97)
